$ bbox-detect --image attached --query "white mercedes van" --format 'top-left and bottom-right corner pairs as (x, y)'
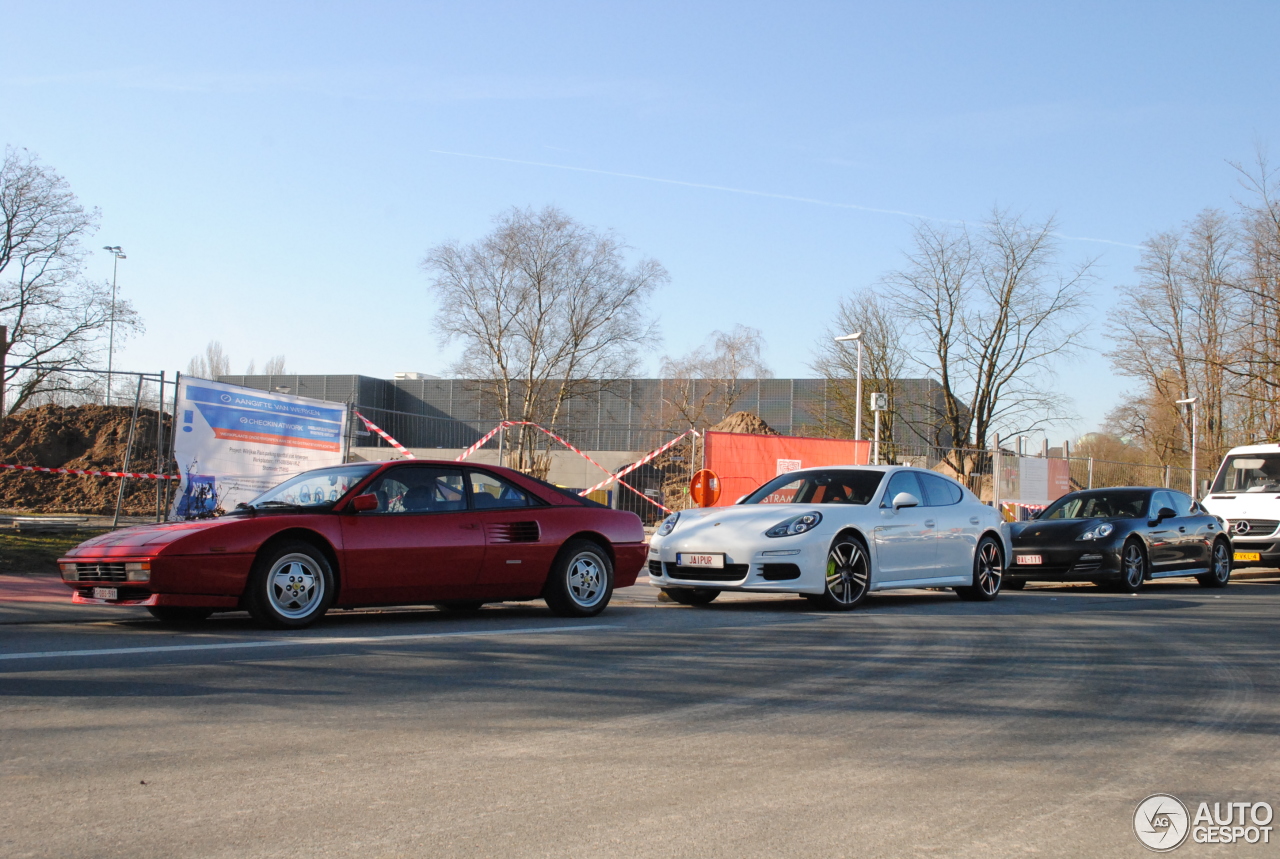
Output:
(1200, 443), (1280, 567)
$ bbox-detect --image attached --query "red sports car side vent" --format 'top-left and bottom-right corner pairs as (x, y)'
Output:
(486, 521), (541, 543)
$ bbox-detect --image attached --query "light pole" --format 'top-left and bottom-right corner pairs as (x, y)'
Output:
(835, 332), (864, 440)
(1176, 397), (1198, 497)
(103, 246), (126, 405)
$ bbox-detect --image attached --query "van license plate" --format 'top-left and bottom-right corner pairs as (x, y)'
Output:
(92, 587), (118, 600)
(1234, 552), (1261, 562)
(677, 553), (724, 568)
(1015, 554), (1042, 565)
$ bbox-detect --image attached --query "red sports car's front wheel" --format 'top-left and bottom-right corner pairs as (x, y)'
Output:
(246, 540), (335, 629)
(544, 540), (614, 618)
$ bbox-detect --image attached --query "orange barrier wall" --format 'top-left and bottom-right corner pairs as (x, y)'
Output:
(702, 432), (872, 506)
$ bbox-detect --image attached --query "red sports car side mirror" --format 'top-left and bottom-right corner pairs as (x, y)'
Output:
(350, 493), (379, 513)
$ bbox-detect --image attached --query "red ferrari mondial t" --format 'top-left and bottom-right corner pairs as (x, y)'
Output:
(58, 460), (647, 628)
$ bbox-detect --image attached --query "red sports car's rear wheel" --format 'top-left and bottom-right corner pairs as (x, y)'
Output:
(246, 540), (335, 629)
(544, 539), (613, 617)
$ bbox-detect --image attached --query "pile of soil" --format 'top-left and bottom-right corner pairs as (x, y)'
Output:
(709, 411), (779, 435)
(0, 404), (173, 515)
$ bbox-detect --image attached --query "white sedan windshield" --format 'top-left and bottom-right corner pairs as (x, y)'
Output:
(742, 469), (884, 505)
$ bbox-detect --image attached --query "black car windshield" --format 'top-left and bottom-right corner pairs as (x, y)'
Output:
(240, 463), (379, 511)
(741, 469), (884, 505)
(1040, 490), (1149, 520)
(1211, 453), (1280, 493)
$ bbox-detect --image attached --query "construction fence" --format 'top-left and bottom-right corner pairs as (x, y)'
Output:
(1, 393), (1215, 527)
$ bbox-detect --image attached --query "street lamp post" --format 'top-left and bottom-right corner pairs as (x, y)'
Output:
(835, 332), (864, 441)
(102, 246), (126, 405)
(1176, 397), (1199, 497)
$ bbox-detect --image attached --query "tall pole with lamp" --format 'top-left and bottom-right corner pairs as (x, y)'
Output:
(102, 246), (126, 405)
(1176, 396), (1198, 497)
(835, 332), (864, 440)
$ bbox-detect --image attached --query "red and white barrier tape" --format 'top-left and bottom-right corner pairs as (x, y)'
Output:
(0, 463), (179, 480)
(456, 420), (673, 513)
(579, 430), (697, 495)
(454, 421), (511, 462)
(353, 411), (416, 459)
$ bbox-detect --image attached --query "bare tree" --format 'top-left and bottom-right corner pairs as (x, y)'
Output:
(1221, 151), (1280, 437)
(186, 341), (231, 380)
(0, 147), (142, 415)
(810, 289), (907, 452)
(424, 206), (665, 476)
(1106, 210), (1241, 467)
(885, 211), (1094, 474)
(659, 324), (772, 429)
(263, 355), (287, 375)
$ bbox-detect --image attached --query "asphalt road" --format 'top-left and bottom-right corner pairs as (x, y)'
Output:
(1, 574), (1278, 858)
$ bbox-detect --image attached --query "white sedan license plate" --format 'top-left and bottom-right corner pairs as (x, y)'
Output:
(677, 553), (724, 569)
(1015, 554), (1043, 565)
(92, 587), (118, 600)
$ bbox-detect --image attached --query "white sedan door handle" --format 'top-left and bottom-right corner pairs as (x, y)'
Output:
(925, 519), (936, 527)
(970, 517), (981, 525)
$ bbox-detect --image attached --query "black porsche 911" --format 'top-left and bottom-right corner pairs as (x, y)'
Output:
(1005, 487), (1232, 592)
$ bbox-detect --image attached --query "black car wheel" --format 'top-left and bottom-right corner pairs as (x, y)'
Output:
(1197, 539), (1232, 589)
(956, 536), (1003, 601)
(663, 588), (720, 606)
(1117, 540), (1147, 593)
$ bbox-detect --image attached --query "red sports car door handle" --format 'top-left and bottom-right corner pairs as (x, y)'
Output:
(460, 523), (479, 530)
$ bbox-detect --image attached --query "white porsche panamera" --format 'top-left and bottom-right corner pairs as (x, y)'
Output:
(648, 466), (1010, 609)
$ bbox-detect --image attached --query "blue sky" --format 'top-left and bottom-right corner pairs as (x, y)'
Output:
(2, 1), (1277, 441)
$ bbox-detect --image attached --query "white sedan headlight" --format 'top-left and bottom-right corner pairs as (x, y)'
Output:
(766, 512), (822, 538)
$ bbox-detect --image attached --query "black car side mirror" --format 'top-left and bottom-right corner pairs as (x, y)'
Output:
(1156, 506), (1177, 522)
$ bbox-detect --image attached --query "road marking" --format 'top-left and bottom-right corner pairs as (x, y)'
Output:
(0, 624), (620, 662)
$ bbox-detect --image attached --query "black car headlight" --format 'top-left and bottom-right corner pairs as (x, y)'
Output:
(766, 511), (822, 538)
(1077, 523), (1115, 541)
(656, 512), (680, 537)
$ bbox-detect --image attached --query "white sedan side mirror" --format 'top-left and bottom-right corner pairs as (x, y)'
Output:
(892, 492), (920, 510)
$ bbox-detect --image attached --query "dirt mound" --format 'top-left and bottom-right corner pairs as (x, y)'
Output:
(0, 404), (173, 514)
(709, 411), (779, 435)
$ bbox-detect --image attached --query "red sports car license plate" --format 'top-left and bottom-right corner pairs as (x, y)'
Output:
(677, 553), (725, 568)
(1015, 554), (1042, 565)
(92, 587), (118, 600)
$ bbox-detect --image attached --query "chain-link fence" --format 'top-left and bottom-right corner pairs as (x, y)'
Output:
(1066, 457), (1206, 496)
(1, 385), (1222, 530)
(0, 369), (179, 526)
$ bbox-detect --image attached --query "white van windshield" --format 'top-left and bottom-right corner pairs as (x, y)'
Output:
(1211, 453), (1280, 493)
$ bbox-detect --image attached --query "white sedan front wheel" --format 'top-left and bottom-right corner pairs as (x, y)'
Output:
(805, 535), (870, 611)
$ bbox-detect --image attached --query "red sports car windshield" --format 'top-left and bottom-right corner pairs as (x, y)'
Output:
(241, 463), (379, 511)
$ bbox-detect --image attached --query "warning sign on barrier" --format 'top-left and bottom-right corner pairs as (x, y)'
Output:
(689, 469), (721, 507)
